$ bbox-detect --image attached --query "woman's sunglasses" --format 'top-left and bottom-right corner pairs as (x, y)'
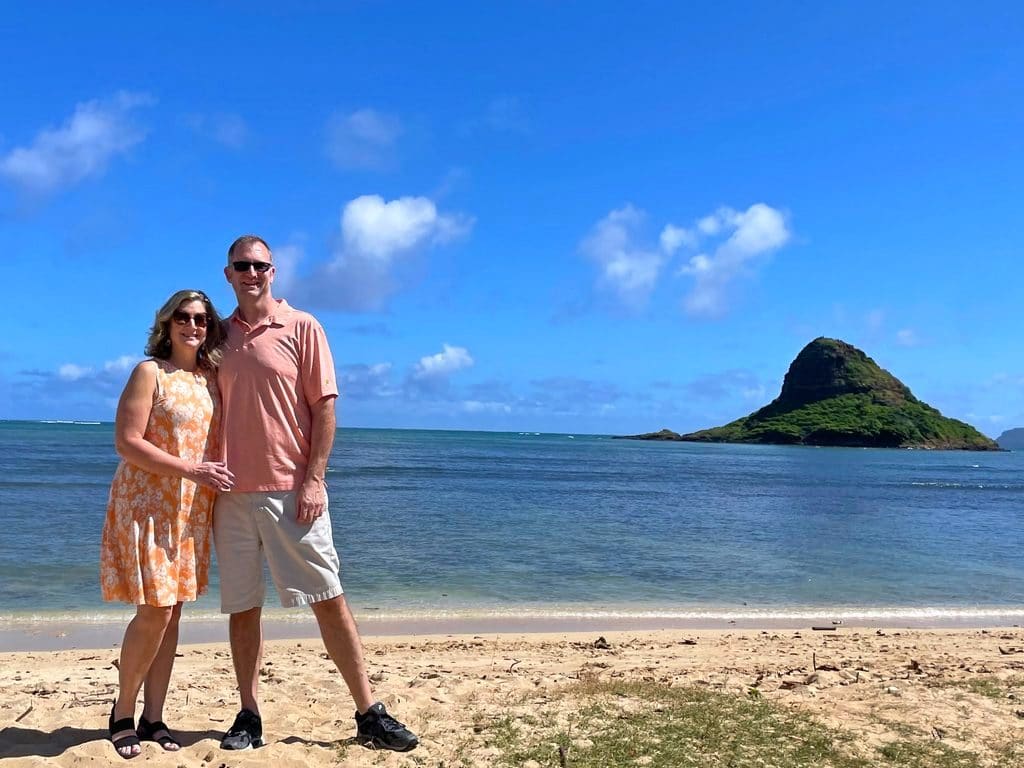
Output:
(172, 311), (209, 328)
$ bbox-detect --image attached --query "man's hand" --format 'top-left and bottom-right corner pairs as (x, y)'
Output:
(296, 478), (327, 524)
(189, 461), (235, 492)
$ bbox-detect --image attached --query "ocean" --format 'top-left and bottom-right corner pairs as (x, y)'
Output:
(1, 420), (1022, 631)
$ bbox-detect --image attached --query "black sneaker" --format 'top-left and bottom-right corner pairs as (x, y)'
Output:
(354, 702), (419, 752)
(220, 708), (264, 750)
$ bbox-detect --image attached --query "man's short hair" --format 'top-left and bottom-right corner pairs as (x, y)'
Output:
(228, 234), (271, 260)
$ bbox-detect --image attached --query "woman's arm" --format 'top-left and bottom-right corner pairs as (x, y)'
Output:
(114, 362), (234, 491)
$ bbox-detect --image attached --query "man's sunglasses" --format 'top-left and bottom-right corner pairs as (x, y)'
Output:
(231, 260), (273, 273)
(172, 311), (209, 328)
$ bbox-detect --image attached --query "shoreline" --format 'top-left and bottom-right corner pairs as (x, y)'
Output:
(3, 608), (1022, 653)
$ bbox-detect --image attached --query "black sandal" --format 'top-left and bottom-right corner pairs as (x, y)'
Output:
(108, 703), (140, 759)
(138, 715), (181, 750)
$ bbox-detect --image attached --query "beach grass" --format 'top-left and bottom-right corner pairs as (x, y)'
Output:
(926, 674), (1024, 700)
(459, 678), (1016, 768)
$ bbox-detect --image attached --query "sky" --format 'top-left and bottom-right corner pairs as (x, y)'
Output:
(2, 2), (1023, 435)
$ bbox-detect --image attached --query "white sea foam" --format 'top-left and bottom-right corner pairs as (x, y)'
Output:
(3, 604), (1022, 626)
(37, 420), (101, 425)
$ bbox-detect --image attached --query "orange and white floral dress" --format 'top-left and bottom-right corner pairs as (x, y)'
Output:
(100, 360), (220, 606)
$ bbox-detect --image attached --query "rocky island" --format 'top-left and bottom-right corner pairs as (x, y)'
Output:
(621, 337), (998, 450)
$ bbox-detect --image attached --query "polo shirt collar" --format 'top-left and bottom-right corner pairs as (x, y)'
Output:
(230, 299), (295, 329)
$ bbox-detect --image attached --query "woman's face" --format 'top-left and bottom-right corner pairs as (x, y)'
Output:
(168, 299), (209, 355)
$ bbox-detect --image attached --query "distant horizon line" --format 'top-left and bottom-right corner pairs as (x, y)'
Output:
(1, 419), (618, 437)
(3, 418), (1013, 442)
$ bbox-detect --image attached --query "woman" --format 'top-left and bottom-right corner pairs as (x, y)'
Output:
(99, 290), (234, 759)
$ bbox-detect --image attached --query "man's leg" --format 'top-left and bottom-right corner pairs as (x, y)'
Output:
(213, 492), (266, 717)
(268, 494), (417, 752)
(310, 594), (374, 712)
(229, 606), (263, 714)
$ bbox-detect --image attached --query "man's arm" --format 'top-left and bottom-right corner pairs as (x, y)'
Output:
(296, 394), (337, 523)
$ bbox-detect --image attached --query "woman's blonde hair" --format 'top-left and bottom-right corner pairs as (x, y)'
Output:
(144, 290), (224, 369)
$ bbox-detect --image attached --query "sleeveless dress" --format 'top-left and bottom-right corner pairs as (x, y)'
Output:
(99, 360), (220, 606)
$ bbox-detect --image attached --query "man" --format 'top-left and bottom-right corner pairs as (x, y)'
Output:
(213, 234), (418, 752)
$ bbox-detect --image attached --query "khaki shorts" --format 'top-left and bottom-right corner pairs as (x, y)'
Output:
(213, 491), (344, 612)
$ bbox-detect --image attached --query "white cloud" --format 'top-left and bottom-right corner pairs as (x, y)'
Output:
(0, 91), (153, 195)
(697, 215), (722, 236)
(270, 243), (303, 295)
(895, 328), (920, 347)
(412, 344), (474, 380)
(59, 354), (141, 382)
(580, 205), (666, 310)
(342, 195), (468, 260)
(685, 254), (712, 274)
(659, 224), (698, 255)
(582, 201), (790, 317)
(679, 203), (790, 317)
(462, 400), (512, 413)
(295, 194), (473, 311)
(723, 204), (790, 253)
(742, 385), (768, 401)
(865, 308), (886, 332)
(58, 363), (93, 381)
(104, 355), (141, 373)
(338, 362), (398, 400)
(326, 108), (402, 170)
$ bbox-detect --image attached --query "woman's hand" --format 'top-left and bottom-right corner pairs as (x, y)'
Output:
(188, 461), (235, 492)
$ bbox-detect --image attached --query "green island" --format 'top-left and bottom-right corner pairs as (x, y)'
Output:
(621, 337), (998, 450)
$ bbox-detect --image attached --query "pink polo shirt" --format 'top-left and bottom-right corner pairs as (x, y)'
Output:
(219, 299), (339, 492)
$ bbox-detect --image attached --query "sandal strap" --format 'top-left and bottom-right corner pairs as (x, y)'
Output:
(109, 715), (136, 734)
(140, 718), (170, 734)
(111, 733), (140, 747)
(138, 716), (180, 748)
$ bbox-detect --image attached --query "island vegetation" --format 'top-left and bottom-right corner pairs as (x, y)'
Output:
(620, 338), (998, 450)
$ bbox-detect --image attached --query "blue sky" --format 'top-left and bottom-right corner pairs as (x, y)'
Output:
(3, 2), (1022, 435)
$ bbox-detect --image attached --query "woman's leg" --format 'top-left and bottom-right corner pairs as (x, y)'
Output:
(139, 602), (183, 749)
(112, 604), (174, 757)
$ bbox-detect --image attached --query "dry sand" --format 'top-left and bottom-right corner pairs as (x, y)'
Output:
(2, 626), (1024, 766)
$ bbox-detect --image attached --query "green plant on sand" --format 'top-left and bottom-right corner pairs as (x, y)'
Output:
(464, 679), (1015, 768)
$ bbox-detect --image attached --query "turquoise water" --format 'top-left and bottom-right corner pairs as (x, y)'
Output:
(1, 420), (1022, 625)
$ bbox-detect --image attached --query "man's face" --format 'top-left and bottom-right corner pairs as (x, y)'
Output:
(225, 242), (275, 301)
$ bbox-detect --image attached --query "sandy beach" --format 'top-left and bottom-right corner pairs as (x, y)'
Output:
(2, 625), (1023, 766)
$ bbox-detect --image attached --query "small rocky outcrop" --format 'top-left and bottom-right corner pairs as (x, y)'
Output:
(614, 428), (684, 441)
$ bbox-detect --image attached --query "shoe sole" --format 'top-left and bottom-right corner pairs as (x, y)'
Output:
(221, 738), (265, 750)
(360, 737), (418, 752)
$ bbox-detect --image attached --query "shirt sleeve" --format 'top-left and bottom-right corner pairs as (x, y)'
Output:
(298, 317), (339, 404)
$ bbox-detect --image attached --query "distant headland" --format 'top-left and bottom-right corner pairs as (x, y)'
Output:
(996, 428), (1024, 451)
(619, 337), (998, 450)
